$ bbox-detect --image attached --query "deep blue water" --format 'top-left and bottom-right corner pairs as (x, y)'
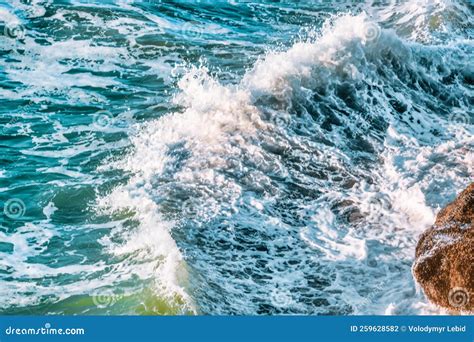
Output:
(0, 0), (473, 315)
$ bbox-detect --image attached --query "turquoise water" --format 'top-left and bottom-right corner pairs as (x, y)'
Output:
(0, 0), (473, 315)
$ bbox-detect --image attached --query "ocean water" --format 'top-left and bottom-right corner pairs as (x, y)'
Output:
(0, 0), (472, 315)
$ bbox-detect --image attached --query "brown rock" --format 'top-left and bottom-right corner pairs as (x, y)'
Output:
(413, 183), (474, 313)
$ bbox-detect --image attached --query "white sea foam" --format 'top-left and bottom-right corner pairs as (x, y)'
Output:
(101, 11), (472, 314)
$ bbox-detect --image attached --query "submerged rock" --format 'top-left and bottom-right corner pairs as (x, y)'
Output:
(413, 183), (474, 313)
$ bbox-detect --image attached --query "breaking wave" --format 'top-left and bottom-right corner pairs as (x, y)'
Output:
(103, 12), (473, 314)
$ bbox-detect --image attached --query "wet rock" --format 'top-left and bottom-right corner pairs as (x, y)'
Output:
(413, 183), (474, 312)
